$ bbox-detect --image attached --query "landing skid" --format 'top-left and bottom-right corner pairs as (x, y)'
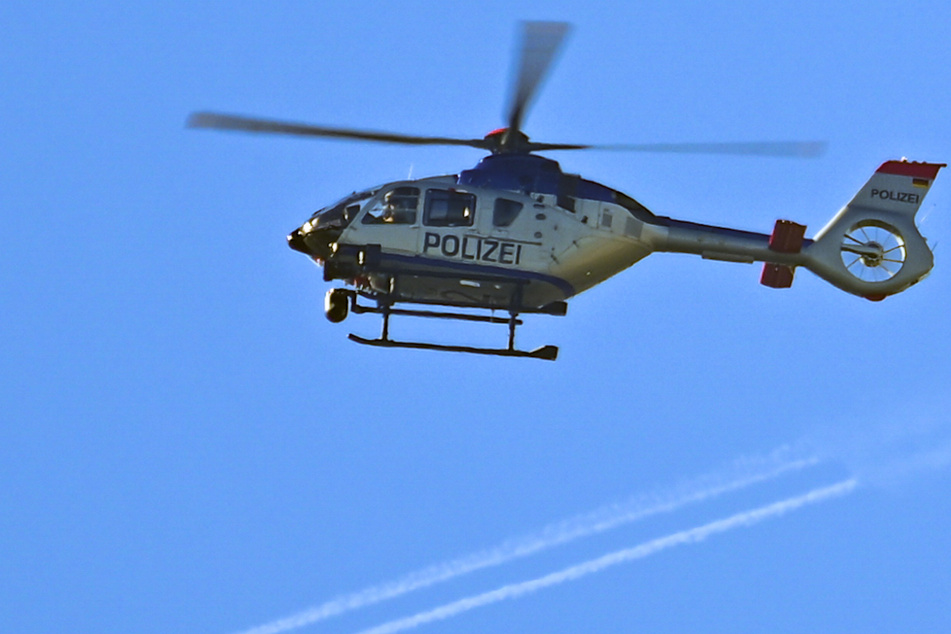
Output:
(348, 334), (558, 360)
(345, 292), (560, 361)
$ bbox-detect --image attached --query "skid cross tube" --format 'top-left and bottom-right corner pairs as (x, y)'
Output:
(345, 292), (557, 360)
(352, 303), (524, 326)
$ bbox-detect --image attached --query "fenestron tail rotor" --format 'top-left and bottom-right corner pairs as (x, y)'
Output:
(187, 21), (825, 159)
(840, 222), (907, 283)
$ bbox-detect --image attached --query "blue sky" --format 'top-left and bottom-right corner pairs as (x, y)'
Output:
(3, 2), (950, 633)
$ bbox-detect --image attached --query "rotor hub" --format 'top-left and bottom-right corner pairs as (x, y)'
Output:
(484, 128), (531, 154)
(860, 241), (885, 268)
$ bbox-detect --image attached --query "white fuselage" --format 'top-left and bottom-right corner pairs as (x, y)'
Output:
(333, 176), (653, 309)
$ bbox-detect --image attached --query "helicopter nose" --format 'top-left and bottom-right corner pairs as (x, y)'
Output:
(288, 224), (339, 259)
(287, 228), (309, 254)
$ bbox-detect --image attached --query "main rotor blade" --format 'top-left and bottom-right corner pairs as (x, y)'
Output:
(506, 21), (571, 137)
(187, 112), (490, 149)
(555, 141), (827, 157)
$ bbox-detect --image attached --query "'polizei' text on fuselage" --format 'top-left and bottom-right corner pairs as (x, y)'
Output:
(423, 232), (525, 265)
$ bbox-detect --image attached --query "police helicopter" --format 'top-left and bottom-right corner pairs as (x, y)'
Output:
(189, 22), (943, 361)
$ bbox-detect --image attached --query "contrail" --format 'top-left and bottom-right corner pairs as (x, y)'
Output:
(355, 478), (858, 634)
(235, 449), (817, 634)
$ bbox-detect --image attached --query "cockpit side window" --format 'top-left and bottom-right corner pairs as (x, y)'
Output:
(493, 198), (523, 227)
(424, 189), (476, 227)
(362, 186), (420, 224)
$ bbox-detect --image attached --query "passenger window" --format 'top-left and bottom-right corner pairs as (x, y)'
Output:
(493, 198), (523, 227)
(362, 187), (420, 224)
(424, 189), (475, 227)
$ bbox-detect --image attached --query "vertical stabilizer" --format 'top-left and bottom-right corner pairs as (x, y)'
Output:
(806, 160), (945, 299)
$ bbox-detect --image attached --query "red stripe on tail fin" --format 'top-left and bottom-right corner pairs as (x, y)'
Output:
(876, 160), (945, 180)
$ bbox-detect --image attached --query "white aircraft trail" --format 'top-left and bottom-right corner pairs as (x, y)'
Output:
(235, 450), (816, 634)
(355, 478), (858, 634)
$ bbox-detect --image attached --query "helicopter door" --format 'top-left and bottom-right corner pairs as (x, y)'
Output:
(354, 186), (420, 254)
(419, 188), (478, 262)
(486, 196), (529, 266)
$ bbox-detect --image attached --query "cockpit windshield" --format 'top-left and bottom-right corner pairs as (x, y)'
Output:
(311, 187), (379, 229)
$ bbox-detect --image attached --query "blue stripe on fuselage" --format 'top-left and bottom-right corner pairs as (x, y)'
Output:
(378, 252), (575, 298)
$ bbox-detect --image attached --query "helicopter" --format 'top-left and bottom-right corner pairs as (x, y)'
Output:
(189, 21), (943, 361)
